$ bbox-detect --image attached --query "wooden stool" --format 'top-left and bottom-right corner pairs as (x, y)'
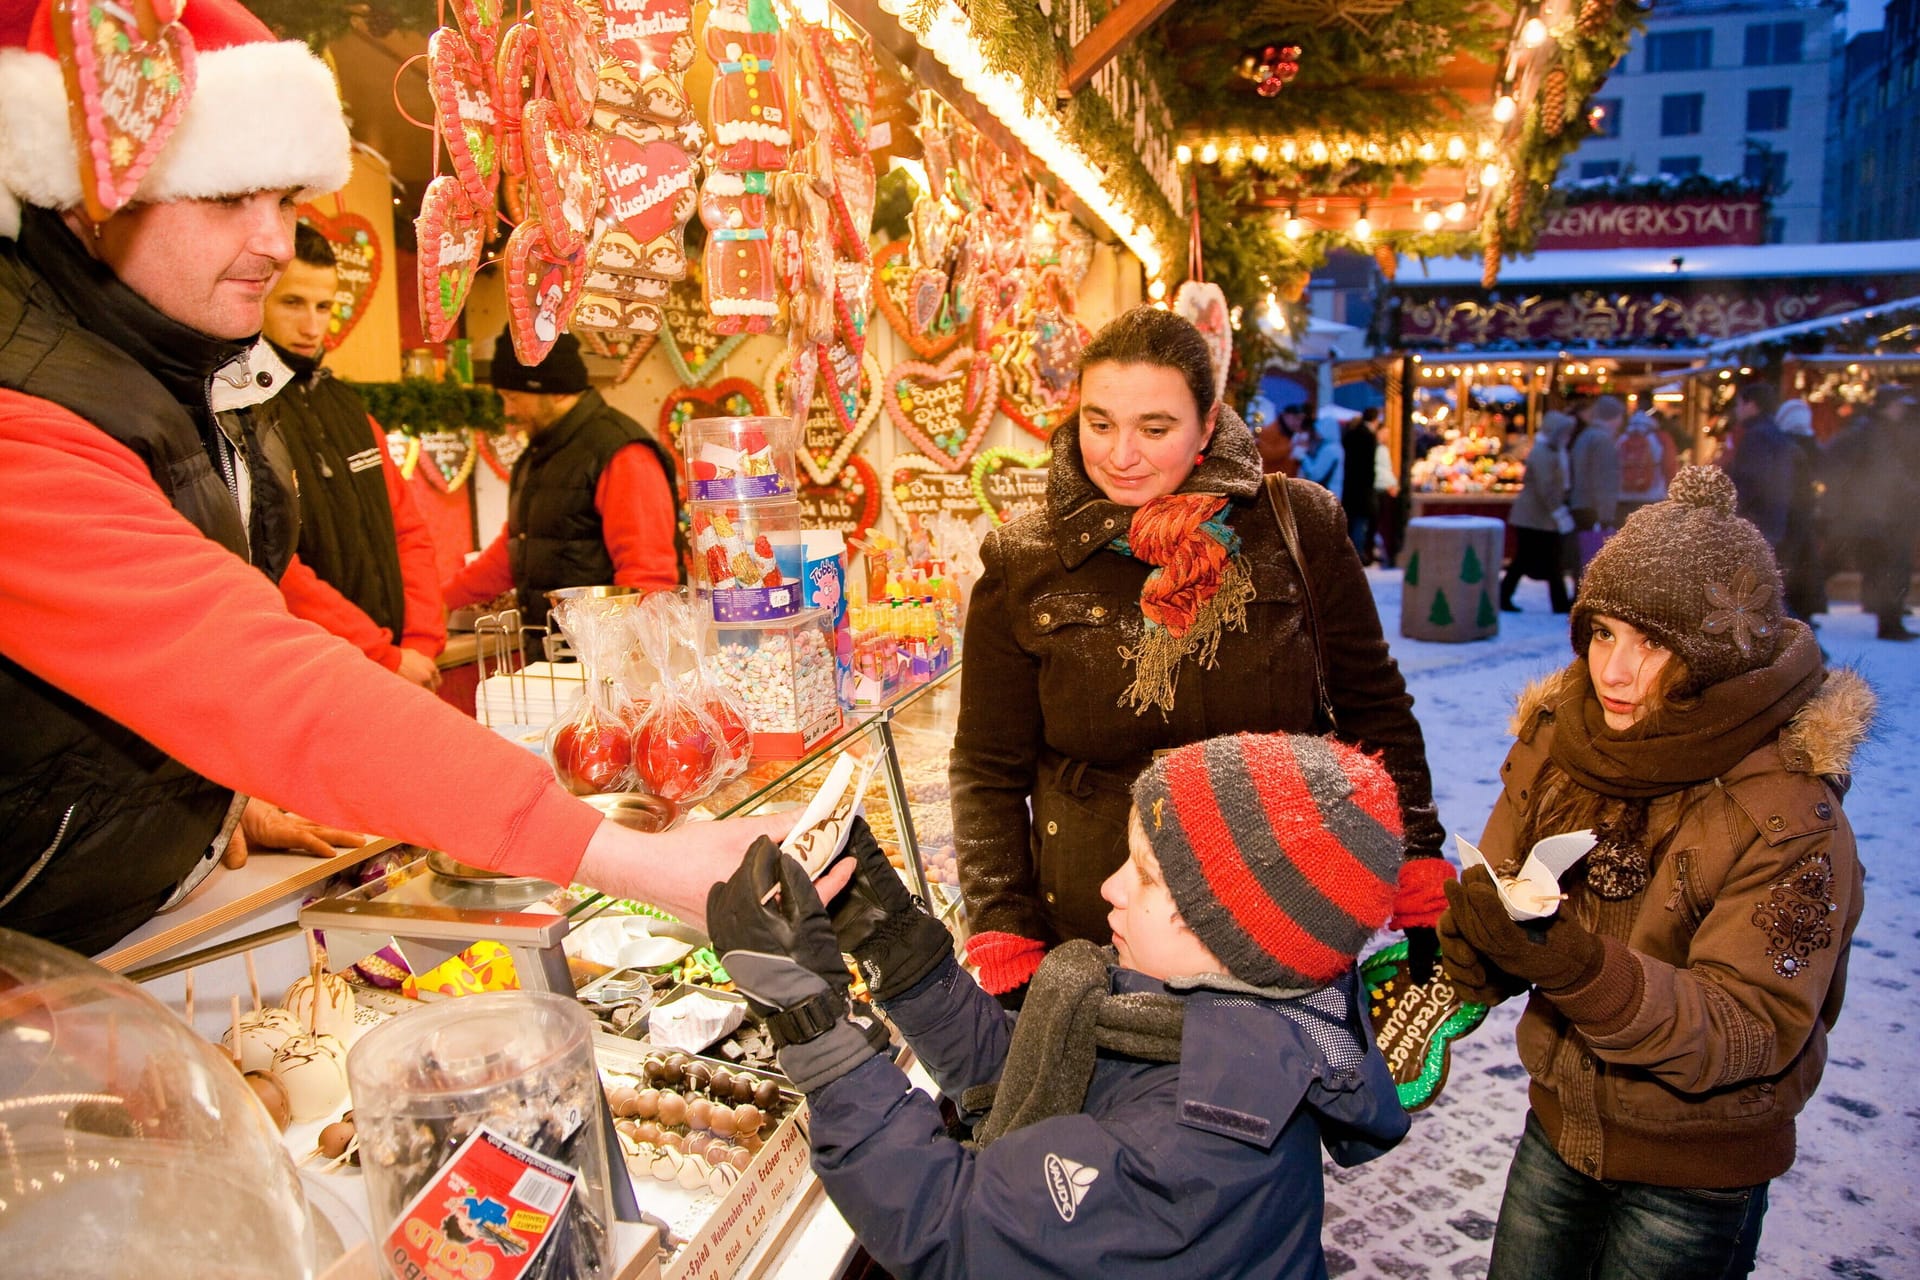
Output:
(1401, 516), (1505, 642)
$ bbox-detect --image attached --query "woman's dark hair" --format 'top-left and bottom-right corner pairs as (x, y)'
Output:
(1078, 305), (1218, 420)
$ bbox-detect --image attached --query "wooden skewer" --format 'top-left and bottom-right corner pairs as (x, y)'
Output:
(244, 951), (262, 1012)
(183, 969), (194, 1029)
(229, 995), (244, 1070)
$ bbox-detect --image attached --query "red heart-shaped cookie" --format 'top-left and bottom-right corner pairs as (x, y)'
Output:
(535, 0), (600, 130)
(599, 0), (697, 75)
(494, 21), (539, 134)
(505, 218), (587, 365)
(448, 0), (506, 66)
(873, 241), (957, 360)
(295, 204), (383, 351)
(798, 454), (880, 543)
(886, 349), (1000, 473)
(415, 176), (489, 341)
(764, 347), (882, 485)
(600, 134), (697, 247)
(52, 0), (198, 222)
(429, 28), (501, 212)
(656, 376), (767, 459)
(523, 99), (602, 258)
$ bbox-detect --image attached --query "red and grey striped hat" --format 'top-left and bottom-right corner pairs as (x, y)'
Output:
(1131, 733), (1403, 989)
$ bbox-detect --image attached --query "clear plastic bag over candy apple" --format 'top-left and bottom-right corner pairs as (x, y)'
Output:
(544, 595), (646, 796)
(626, 592), (752, 805)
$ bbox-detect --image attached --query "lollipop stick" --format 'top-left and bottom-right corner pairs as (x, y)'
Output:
(183, 969), (195, 1029)
(244, 951), (262, 1012)
(229, 995), (244, 1070)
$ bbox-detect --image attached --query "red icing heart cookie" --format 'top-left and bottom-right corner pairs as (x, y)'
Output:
(295, 204), (383, 351)
(656, 376), (767, 456)
(873, 241), (957, 360)
(886, 349), (1000, 473)
(523, 99), (602, 258)
(494, 21), (539, 134)
(415, 176), (489, 342)
(51, 0), (198, 222)
(429, 30), (500, 212)
(798, 454), (879, 543)
(505, 218), (587, 365)
(535, 0), (600, 130)
(599, 0), (696, 76)
(600, 133), (697, 253)
(449, 0), (506, 66)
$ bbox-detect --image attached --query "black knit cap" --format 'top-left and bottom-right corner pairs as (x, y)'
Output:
(1130, 733), (1403, 989)
(1570, 465), (1784, 690)
(490, 330), (589, 394)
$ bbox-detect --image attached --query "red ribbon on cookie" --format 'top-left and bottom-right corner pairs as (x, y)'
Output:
(415, 176), (489, 342)
(51, 0), (198, 223)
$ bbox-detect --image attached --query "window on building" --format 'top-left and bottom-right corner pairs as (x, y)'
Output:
(1588, 97), (1623, 138)
(1659, 155), (1703, 176)
(1767, 216), (1787, 244)
(1745, 20), (1804, 66)
(1580, 160), (1623, 180)
(1662, 93), (1705, 135)
(1744, 148), (1788, 188)
(1747, 87), (1791, 131)
(1646, 29), (1713, 72)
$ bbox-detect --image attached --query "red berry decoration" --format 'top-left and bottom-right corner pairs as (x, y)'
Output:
(752, 534), (772, 558)
(1258, 75), (1285, 97)
(692, 460), (718, 481)
(739, 428), (767, 453)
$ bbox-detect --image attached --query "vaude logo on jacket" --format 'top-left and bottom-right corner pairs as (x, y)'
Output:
(1044, 1153), (1099, 1223)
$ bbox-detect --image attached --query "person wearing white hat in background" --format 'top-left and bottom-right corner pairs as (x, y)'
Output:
(0, 0), (786, 955)
(1773, 398), (1826, 623)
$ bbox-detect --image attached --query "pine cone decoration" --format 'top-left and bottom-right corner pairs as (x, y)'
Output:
(1505, 187), (1525, 233)
(1373, 243), (1398, 281)
(1578, 0), (1611, 37)
(1481, 228), (1502, 291)
(1543, 69), (1568, 136)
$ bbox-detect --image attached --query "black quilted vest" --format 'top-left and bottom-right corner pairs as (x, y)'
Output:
(505, 388), (681, 629)
(0, 210), (300, 953)
(265, 343), (408, 637)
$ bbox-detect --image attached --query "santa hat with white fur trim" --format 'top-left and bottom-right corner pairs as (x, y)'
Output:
(0, 0), (351, 238)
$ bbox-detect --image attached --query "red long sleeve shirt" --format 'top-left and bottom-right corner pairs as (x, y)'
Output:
(0, 390), (598, 884)
(280, 414), (448, 670)
(442, 442), (678, 607)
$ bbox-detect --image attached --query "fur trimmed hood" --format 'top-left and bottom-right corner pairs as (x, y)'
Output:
(1511, 664), (1875, 779)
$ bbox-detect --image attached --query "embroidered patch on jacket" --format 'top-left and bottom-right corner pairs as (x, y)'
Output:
(1044, 1153), (1099, 1223)
(1751, 852), (1838, 978)
(346, 446), (385, 474)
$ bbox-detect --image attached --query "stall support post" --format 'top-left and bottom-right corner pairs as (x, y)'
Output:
(874, 714), (933, 905)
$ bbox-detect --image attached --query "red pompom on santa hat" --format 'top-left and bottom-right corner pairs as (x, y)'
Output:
(0, 0), (351, 237)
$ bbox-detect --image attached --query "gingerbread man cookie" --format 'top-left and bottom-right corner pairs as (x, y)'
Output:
(704, 0), (789, 174)
(700, 171), (778, 336)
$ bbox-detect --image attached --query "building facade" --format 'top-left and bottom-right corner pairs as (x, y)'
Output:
(1560, 0), (1841, 243)
(1824, 0), (1920, 241)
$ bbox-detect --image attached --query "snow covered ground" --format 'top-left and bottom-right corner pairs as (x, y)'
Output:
(1323, 569), (1920, 1280)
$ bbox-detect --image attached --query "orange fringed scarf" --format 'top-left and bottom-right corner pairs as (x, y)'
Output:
(1112, 492), (1254, 715)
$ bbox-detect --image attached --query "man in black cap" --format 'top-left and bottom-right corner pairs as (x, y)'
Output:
(442, 332), (682, 630)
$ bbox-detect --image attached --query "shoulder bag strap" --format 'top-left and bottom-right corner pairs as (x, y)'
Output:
(1264, 473), (1338, 733)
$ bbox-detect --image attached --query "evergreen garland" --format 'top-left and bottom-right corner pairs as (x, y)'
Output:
(350, 377), (505, 435)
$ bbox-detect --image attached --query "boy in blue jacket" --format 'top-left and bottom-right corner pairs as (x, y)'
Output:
(707, 732), (1411, 1279)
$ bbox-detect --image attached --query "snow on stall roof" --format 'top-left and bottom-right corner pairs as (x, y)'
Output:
(1395, 240), (1920, 287)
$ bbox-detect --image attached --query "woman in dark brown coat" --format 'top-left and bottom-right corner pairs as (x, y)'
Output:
(951, 307), (1452, 998)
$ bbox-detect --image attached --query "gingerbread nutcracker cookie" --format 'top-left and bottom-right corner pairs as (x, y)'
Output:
(700, 171), (777, 335)
(704, 0), (788, 173)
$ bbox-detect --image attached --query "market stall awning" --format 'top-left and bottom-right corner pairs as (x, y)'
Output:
(1698, 294), (1920, 364)
(1396, 239), (1920, 286)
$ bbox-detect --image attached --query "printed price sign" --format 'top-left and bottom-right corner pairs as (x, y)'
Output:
(384, 1125), (579, 1280)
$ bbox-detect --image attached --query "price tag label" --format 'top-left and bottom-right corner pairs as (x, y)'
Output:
(383, 1125), (579, 1280)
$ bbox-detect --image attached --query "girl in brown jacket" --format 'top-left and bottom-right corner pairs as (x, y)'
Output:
(1440, 466), (1871, 1280)
(950, 307), (1453, 998)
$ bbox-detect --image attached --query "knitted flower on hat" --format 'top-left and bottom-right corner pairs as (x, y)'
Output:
(1131, 733), (1403, 990)
(1571, 465), (1785, 690)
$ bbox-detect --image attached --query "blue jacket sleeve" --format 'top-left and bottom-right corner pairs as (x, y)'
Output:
(878, 955), (1014, 1105)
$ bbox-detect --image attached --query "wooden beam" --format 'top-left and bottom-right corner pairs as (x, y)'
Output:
(1061, 0), (1181, 98)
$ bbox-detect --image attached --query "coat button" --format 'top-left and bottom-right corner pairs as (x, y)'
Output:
(1037, 612), (1051, 625)
(255, 371), (273, 387)
(1104, 518), (1115, 528)
(1044, 891), (1057, 904)
(1091, 606), (1106, 618)
(1079, 532), (1090, 543)
(1582, 1156), (1598, 1174)
(1815, 801), (1832, 820)
(1766, 814), (1787, 832)
(1045, 821), (1058, 835)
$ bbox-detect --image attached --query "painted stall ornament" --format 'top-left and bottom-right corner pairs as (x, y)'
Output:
(704, 0), (789, 173)
(428, 28), (500, 212)
(415, 176), (488, 341)
(50, 0), (198, 222)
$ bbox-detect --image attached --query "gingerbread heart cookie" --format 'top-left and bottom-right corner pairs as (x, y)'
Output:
(885, 349), (1000, 473)
(505, 217), (587, 365)
(429, 28), (500, 212)
(884, 456), (983, 533)
(599, 132), (697, 265)
(764, 348), (882, 486)
(415, 176), (488, 341)
(534, 0), (600, 130)
(971, 446), (1050, 526)
(523, 98), (602, 258)
(493, 21), (539, 135)
(993, 325), (1083, 442)
(656, 376), (767, 457)
(417, 428), (477, 493)
(873, 240), (957, 360)
(51, 0), (197, 222)
(449, 0), (506, 65)
(296, 204), (383, 351)
(798, 454), (880, 543)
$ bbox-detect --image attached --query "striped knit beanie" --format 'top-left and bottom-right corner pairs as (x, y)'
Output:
(1131, 733), (1403, 989)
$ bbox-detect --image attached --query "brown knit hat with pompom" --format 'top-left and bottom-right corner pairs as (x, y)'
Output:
(1570, 465), (1784, 690)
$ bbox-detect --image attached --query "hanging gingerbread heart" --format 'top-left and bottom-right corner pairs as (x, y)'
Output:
(873, 241), (957, 360)
(970, 446), (1051, 526)
(804, 27), (874, 152)
(478, 429), (528, 481)
(449, 0), (507, 65)
(598, 133), (697, 272)
(659, 268), (748, 385)
(523, 99), (602, 258)
(798, 454), (880, 543)
(534, 0), (600, 130)
(829, 147), (876, 262)
(763, 348), (883, 485)
(415, 176), (488, 342)
(505, 218), (587, 365)
(494, 21), (539, 153)
(51, 0), (197, 223)
(833, 260), (871, 361)
(884, 455), (983, 533)
(655, 376), (767, 457)
(1031, 304), (1090, 399)
(429, 29), (501, 212)
(993, 329), (1081, 442)
(598, 0), (697, 77)
(1174, 280), (1234, 407)
(885, 349), (1000, 473)
(296, 204), (383, 351)
(417, 429), (477, 493)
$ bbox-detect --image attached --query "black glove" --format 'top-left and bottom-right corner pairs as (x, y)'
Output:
(1441, 866), (1605, 995)
(827, 817), (954, 1002)
(1404, 925), (1440, 986)
(706, 839), (883, 1092)
(1436, 909), (1527, 1008)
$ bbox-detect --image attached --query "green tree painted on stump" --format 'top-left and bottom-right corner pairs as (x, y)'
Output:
(1477, 590), (1498, 629)
(1429, 588), (1453, 627)
(1405, 550), (1420, 586)
(1461, 544), (1484, 583)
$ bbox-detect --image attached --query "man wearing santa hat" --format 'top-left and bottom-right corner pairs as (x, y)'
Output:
(0, 0), (784, 954)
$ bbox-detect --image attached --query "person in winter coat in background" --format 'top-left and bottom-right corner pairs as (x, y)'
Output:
(1563, 396), (1623, 586)
(949, 306), (1452, 1004)
(707, 733), (1411, 1280)
(1723, 382), (1806, 571)
(263, 224), (446, 689)
(1500, 409), (1576, 614)
(1342, 407), (1381, 562)
(1773, 398), (1827, 623)
(1294, 407), (1346, 495)
(1440, 466), (1869, 1280)
(1612, 410), (1673, 520)
(1373, 415), (1403, 566)
(1820, 386), (1919, 640)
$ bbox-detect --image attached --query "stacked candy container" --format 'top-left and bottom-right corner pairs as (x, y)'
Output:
(709, 609), (842, 759)
(684, 416), (804, 623)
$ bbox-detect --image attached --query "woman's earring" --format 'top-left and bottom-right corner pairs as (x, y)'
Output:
(1195, 451), (1207, 465)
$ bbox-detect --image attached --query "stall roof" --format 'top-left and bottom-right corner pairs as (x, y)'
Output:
(1698, 294), (1920, 361)
(1394, 240), (1920, 287)
(1406, 348), (1705, 364)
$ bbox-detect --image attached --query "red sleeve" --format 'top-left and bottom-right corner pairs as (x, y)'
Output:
(373, 415), (448, 656)
(279, 552), (405, 672)
(0, 391), (598, 884)
(441, 525), (515, 608)
(595, 443), (680, 591)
